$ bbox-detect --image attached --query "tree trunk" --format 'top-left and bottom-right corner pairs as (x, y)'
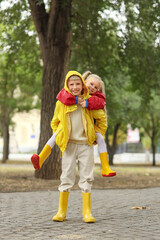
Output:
(106, 123), (121, 165)
(150, 117), (156, 166)
(151, 138), (156, 166)
(2, 120), (9, 163)
(29, 0), (72, 179)
(142, 115), (157, 167)
(1, 85), (10, 163)
(108, 150), (114, 166)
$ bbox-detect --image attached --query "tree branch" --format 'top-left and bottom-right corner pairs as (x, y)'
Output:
(47, 0), (72, 45)
(28, 0), (49, 60)
(47, 0), (59, 40)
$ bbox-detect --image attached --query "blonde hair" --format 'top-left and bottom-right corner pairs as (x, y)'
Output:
(68, 74), (87, 96)
(82, 71), (107, 118)
(82, 71), (106, 95)
(68, 75), (81, 81)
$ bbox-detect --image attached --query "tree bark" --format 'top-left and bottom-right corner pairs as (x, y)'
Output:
(141, 115), (157, 166)
(28, 0), (72, 179)
(152, 141), (156, 166)
(2, 121), (9, 163)
(1, 80), (10, 163)
(151, 118), (156, 166)
(106, 123), (121, 165)
(151, 128), (156, 166)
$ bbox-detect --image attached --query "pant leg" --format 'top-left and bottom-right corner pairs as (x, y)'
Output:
(77, 144), (94, 192)
(46, 132), (56, 148)
(58, 143), (77, 192)
(96, 132), (107, 153)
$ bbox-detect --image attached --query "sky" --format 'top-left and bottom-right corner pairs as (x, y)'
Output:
(0, 0), (18, 10)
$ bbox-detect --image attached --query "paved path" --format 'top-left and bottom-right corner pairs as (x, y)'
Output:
(0, 188), (160, 240)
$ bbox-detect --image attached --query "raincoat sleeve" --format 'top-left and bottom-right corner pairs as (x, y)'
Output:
(56, 88), (76, 105)
(92, 109), (107, 137)
(87, 92), (106, 110)
(50, 101), (61, 133)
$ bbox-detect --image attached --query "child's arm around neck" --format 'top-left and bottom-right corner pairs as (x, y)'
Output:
(57, 88), (106, 110)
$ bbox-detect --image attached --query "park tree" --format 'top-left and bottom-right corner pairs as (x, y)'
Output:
(29, 0), (159, 168)
(1, 0), (160, 171)
(138, 93), (160, 166)
(70, 0), (160, 165)
(0, 2), (41, 163)
(28, 0), (120, 177)
(1, 0), (119, 175)
(28, 0), (72, 179)
(70, 1), (130, 164)
(122, 0), (160, 165)
(127, 90), (160, 166)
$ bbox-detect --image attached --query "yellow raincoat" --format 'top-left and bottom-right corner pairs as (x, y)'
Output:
(51, 71), (107, 153)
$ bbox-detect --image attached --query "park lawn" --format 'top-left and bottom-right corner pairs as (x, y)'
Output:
(0, 162), (160, 193)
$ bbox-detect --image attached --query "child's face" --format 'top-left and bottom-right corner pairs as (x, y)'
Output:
(68, 78), (83, 96)
(85, 77), (100, 94)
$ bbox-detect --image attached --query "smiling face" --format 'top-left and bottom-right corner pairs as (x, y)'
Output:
(67, 76), (83, 96)
(85, 77), (100, 94)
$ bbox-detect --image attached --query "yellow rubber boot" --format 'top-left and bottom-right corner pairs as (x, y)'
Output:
(82, 192), (95, 223)
(39, 144), (51, 167)
(100, 152), (116, 177)
(31, 144), (51, 170)
(52, 192), (69, 222)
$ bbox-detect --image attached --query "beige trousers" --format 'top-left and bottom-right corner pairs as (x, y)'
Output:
(58, 143), (94, 192)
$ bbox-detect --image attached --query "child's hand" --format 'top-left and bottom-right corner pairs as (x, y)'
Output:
(80, 100), (86, 108)
(78, 97), (84, 104)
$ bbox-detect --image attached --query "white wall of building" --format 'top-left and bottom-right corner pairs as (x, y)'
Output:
(0, 109), (40, 153)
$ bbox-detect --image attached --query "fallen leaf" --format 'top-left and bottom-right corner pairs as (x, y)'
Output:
(132, 206), (148, 210)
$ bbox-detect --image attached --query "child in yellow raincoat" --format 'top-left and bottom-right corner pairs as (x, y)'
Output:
(41, 71), (107, 223)
(31, 71), (116, 177)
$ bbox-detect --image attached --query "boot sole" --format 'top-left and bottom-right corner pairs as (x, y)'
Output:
(83, 219), (95, 223)
(102, 172), (116, 177)
(52, 218), (66, 222)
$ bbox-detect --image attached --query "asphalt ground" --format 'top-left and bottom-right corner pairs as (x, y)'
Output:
(0, 188), (160, 240)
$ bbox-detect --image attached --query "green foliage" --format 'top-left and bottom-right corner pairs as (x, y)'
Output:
(0, 0), (159, 160)
(0, 1), (42, 134)
(121, 0), (160, 161)
(70, 0), (160, 159)
(70, 0), (120, 75)
(122, 0), (160, 100)
(70, 0), (131, 140)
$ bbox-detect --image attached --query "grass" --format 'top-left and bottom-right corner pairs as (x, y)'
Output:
(0, 163), (160, 193)
(95, 164), (160, 175)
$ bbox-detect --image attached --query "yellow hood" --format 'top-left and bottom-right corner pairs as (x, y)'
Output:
(64, 70), (90, 100)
